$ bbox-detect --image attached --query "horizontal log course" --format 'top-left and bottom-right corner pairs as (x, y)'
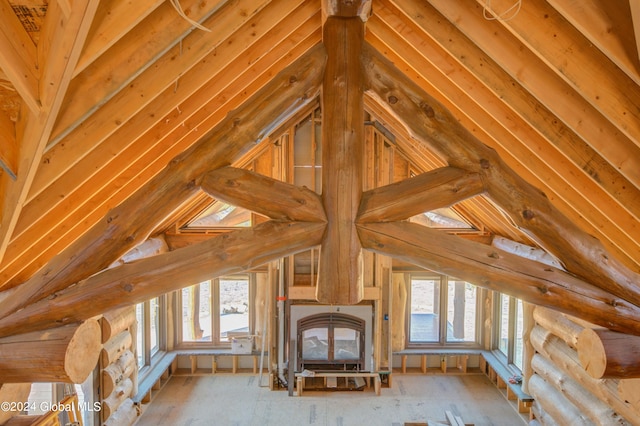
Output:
(102, 330), (132, 366)
(530, 401), (559, 426)
(530, 325), (640, 422)
(103, 397), (138, 426)
(531, 354), (630, 425)
(102, 377), (134, 421)
(101, 306), (136, 343)
(0, 321), (101, 383)
(0, 384), (32, 424)
(528, 374), (594, 425)
(533, 306), (584, 349)
(577, 328), (640, 379)
(618, 379), (640, 409)
(103, 350), (136, 397)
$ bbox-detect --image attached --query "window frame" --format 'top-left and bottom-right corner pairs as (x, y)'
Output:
(136, 295), (167, 374)
(176, 274), (253, 348)
(492, 292), (524, 372)
(405, 273), (482, 348)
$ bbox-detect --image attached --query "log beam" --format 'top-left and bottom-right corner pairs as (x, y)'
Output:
(0, 320), (101, 383)
(361, 42), (640, 309)
(357, 167), (484, 223)
(357, 221), (640, 335)
(317, 15), (365, 304)
(577, 328), (640, 379)
(0, 45), (326, 319)
(0, 221), (325, 336)
(201, 167), (326, 222)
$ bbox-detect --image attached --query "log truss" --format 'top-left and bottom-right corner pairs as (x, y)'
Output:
(0, 1), (639, 339)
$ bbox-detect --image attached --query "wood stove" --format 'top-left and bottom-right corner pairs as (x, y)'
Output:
(297, 312), (365, 371)
(291, 305), (372, 372)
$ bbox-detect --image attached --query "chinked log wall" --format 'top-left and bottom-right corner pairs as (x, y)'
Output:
(529, 306), (640, 425)
(100, 306), (139, 426)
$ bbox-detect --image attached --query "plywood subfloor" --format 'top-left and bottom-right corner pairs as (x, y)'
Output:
(136, 373), (527, 426)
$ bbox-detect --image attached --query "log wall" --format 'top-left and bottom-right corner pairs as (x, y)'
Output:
(531, 306), (640, 425)
(100, 306), (139, 426)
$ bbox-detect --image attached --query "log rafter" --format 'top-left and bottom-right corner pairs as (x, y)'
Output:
(357, 221), (640, 335)
(361, 41), (640, 311)
(0, 44), (326, 319)
(0, 221), (326, 337)
(0, 8), (323, 289)
(375, 0), (640, 267)
(368, 0), (640, 269)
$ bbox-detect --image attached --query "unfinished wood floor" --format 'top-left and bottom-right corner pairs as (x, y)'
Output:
(136, 373), (527, 426)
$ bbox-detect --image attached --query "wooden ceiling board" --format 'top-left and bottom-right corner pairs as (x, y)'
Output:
(0, 14), (322, 289)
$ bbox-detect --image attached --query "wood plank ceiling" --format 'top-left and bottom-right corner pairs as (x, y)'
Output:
(0, 0), (639, 331)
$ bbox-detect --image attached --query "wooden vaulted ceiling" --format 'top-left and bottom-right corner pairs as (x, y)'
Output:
(0, 0), (639, 333)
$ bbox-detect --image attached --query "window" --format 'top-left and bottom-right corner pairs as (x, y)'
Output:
(179, 275), (251, 346)
(494, 293), (524, 370)
(182, 282), (212, 342)
(136, 303), (145, 368)
(219, 277), (250, 342)
(150, 297), (160, 355)
(407, 275), (480, 346)
(498, 293), (510, 355)
(293, 111), (322, 193)
(408, 277), (441, 343)
(136, 296), (166, 370)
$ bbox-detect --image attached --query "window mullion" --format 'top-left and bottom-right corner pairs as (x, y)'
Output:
(213, 278), (220, 345)
(508, 296), (517, 364)
(439, 275), (447, 345)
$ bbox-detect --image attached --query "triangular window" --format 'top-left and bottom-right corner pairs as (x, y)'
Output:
(410, 207), (475, 230)
(185, 200), (252, 228)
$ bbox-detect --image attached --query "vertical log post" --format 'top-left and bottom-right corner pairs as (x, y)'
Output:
(521, 302), (535, 394)
(316, 9), (366, 304)
(391, 273), (407, 352)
